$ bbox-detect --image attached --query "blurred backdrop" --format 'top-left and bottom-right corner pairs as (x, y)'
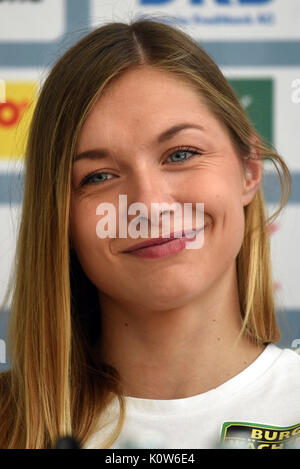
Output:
(0, 0), (299, 371)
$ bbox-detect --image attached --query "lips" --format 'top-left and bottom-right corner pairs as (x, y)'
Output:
(122, 228), (203, 253)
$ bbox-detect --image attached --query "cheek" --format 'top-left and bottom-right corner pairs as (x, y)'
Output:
(212, 188), (246, 264)
(69, 200), (103, 263)
(203, 166), (245, 252)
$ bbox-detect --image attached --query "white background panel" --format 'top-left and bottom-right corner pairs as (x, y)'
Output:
(91, 0), (300, 41)
(268, 204), (300, 310)
(0, 0), (66, 42)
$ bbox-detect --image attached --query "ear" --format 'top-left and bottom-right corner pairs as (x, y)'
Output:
(241, 135), (263, 208)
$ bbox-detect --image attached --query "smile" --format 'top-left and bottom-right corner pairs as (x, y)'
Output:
(124, 225), (207, 259)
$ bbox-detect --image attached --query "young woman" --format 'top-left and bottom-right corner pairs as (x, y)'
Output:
(0, 17), (298, 450)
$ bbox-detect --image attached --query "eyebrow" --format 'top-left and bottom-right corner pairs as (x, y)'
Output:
(73, 122), (205, 163)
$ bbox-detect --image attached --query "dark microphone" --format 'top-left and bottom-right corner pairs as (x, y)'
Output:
(54, 436), (81, 449)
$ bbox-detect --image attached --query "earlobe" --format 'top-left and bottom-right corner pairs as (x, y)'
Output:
(242, 142), (263, 207)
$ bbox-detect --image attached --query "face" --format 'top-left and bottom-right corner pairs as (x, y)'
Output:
(70, 65), (261, 311)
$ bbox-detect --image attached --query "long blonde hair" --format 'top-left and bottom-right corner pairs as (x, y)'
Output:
(0, 17), (291, 448)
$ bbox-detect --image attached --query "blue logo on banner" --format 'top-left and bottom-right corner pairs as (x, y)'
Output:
(140, 0), (272, 5)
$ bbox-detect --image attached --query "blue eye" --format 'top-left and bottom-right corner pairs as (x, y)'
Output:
(165, 146), (199, 164)
(80, 172), (114, 186)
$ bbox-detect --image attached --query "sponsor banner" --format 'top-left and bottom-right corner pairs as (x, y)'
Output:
(0, 0), (65, 43)
(223, 67), (300, 171)
(91, 0), (300, 41)
(0, 81), (37, 158)
(229, 78), (273, 144)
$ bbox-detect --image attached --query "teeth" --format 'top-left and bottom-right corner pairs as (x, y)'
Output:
(185, 226), (204, 238)
(185, 232), (196, 239)
(159, 226), (205, 240)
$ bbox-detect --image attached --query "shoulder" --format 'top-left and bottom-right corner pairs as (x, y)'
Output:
(269, 345), (300, 383)
(247, 344), (300, 391)
(276, 346), (300, 365)
(283, 346), (300, 364)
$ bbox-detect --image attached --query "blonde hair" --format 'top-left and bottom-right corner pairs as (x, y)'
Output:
(0, 17), (291, 448)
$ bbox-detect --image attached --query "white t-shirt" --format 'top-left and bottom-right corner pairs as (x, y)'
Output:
(84, 344), (300, 449)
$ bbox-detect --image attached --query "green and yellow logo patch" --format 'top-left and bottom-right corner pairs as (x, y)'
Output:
(221, 422), (300, 449)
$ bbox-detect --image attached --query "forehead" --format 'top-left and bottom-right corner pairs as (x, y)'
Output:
(77, 66), (230, 151)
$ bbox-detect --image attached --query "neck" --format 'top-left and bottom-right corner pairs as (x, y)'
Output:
(94, 263), (265, 399)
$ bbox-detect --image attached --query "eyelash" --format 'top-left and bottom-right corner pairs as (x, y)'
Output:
(79, 146), (201, 187)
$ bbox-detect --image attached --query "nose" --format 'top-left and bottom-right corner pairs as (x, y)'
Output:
(123, 164), (182, 236)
